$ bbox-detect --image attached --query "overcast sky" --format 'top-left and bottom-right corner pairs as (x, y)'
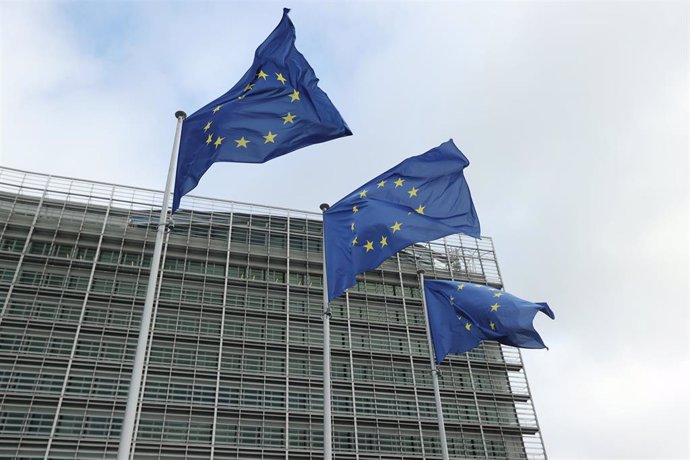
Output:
(1, 1), (688, 458)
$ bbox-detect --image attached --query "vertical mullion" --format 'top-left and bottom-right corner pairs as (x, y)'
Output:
(284, 210), (291, 458)
(211, 205), (234, 459)
(343, 290), (360, 458)
(395, 252), (426, 458)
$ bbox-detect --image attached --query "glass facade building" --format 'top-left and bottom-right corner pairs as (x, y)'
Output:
(0, 167), (546, 459)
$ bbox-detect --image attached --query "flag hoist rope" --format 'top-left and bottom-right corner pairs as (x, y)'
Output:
(417, 269), (450, 460)
(117, 111), (186, 460)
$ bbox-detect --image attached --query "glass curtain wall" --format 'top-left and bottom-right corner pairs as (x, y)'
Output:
(0, 167), (546, 460)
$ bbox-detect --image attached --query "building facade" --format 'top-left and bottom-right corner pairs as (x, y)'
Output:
(0, 167), (546, 459)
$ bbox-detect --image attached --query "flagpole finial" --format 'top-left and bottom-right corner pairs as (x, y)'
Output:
(320, 203), (330, 212)
(175, 111), (187, 120)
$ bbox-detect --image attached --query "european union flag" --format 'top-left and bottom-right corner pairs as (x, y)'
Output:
(172, 8), (351, 212)
(424, 280), (555, 364)
(323, 140), (480, 302)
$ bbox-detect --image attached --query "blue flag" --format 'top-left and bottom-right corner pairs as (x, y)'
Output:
(424, 280), (555, 364)
(172, 8), (351, 212)
(323, 140), (480, 302)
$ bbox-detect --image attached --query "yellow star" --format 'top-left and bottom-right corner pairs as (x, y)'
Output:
(490, 303), (500, 312)
(494, 293), (503, 298)
(380, 236), (388, 247)
(212, 105), (222, 114)
(263, 131), (277, 144)
(203, 121), (212, 132)
(244, 83), (255, 92)
(490, 321), (496, 331)
(390, 221), (402, 232)
(276, 72), (287, 84)
(377, 180), (386, 188)
(449, 295), (454, 303)
(415, 205), (426, 214)
(359, 190), (367, 198)
(350, 222), (355, 231)
(352, 206), (358, 213)
(364, 240), (374, 252)
(282, 112), (296, 124)
(352, 236), (358, 246)
(457, 284), (465, 290)
(289, 89), (300, 102)
(205, 134), (213, 145)
(235, 137), (250, 148)
(394, 178), (405, 187)
(257, 69), (268, 80)
(408, 187), (419, 198)
(213, 136), (224, 148)
(465, 323), (472, 331)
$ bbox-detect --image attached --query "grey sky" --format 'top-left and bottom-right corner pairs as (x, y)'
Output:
(1, 1), (688, 458)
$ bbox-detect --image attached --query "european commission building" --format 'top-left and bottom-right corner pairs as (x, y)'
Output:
(0, 167), (546, 460)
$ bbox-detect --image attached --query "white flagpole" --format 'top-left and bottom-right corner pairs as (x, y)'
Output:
(117, 111), (186, 460)
(417, 269), (450, 460)
(319, 203), (333, 460)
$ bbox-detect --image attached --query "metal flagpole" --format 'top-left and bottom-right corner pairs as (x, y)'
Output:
(417, 269), (450, 460)
(319, 203), (333, 460)
(117, 110), (186, 460)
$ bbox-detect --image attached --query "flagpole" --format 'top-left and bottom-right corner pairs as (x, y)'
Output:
(319, 203), (333, 460)
(117, 110), (186, 460)
(417, 269), (450, 460)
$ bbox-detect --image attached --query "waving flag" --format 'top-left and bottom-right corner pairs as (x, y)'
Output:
(323, 140), (480, 302)
(173, 8), (351, 212)
(424, 280), (555, 363)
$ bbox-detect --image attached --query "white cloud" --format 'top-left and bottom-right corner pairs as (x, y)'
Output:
(525, 343), (690, 459)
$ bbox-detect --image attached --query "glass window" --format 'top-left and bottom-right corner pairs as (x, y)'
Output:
(289, 235), (306, 251)
(52, 244), (73, 258)
(190, 225), (209, 239)
(98, 249), (120, 264)
(91, 278), (114, 294)
(248, 267), (265, 281)
(307, 274), (322, 287)
(43, 273), (65, 287)
(246, 294), (265, 309)
(75, 246), (96, 261)
(215, 421), (238, 443)
(29, 241), (51, 256)
(306, 237), (322, 252)
(67, 275), (89, 290)
(289, 272), (305, 286)
(19, 270), (41, 285)
(266, 295), (286, 311)
(249, 229), (267, 246)
(227, 265), (246, 279)
(121, 252), (141, 266)
(267, 270), (284, 284)
(206, 262), (225, 276)
(187, 260), (205, 274)
(231, 227), (248, 244)
(269, 233), (286, 249)
(0, 237), (25, 252)
(0, 267), (15, 282)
